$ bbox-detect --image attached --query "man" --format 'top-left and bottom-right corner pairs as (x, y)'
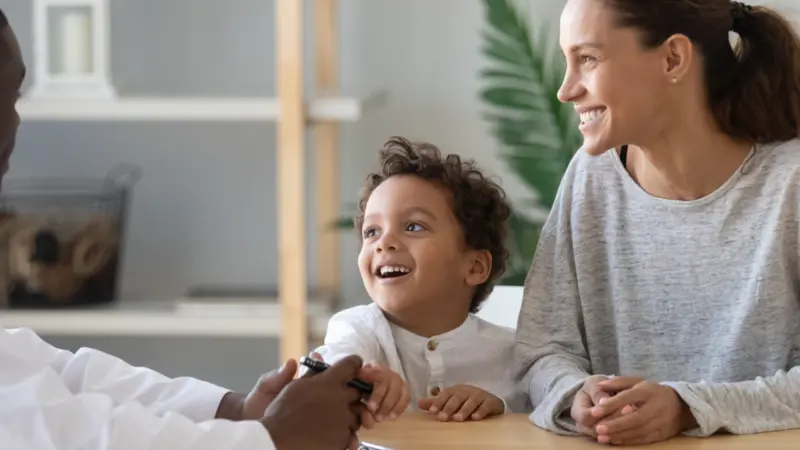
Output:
(0, 10), (370, 450)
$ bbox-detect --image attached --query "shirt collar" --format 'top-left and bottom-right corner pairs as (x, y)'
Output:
(389, 314), (478, 350)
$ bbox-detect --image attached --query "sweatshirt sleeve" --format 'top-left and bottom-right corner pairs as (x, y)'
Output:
(665, 367), (800, 436)
(514, 161), (596, 435)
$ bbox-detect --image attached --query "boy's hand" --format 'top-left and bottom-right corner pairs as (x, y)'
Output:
(358, 363), (409, 428)
(418, 384), (504, 422)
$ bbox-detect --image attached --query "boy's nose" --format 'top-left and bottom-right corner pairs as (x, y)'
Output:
(376, 242), (397, 252)
(376, 233), (400, 252)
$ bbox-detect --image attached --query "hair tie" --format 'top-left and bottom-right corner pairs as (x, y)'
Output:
(731, 1), (753, 32)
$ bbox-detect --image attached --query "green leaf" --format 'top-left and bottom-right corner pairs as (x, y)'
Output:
(501, 209), (542, 285)
(329, 216), (356, 230)
(478, 0), (582, 271)
(479, 68), (536, 84)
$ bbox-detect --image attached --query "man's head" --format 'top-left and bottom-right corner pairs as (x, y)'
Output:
(355, 137), (511, 318)
(0, 9), (25, 181)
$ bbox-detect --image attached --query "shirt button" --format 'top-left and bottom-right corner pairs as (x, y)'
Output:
(426, 339), (438, 351)
(430, 386), (441, 396)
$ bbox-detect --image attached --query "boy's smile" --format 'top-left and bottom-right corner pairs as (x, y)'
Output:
(374, 263), (412, 283)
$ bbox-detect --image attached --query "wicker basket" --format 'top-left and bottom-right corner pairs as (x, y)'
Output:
(0, 164), (141, 309)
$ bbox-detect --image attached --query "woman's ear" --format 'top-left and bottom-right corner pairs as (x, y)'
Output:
(661, 33), (695, 83)
(465, 250), (492, 287)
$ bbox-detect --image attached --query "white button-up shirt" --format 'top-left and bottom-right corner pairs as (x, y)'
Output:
(0, 326), (275, 449)
(314, 303), (530, 413)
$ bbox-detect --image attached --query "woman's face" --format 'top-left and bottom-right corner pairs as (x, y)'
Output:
(558, 0), (676, 156)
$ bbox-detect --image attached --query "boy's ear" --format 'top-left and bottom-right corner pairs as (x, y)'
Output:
(465, 249), (492, 287)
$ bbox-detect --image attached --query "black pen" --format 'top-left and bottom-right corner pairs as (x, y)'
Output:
(299, 356), (374, 396)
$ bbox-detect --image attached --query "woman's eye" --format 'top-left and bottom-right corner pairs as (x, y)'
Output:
(363, 227), (378, 238)
(580, 55), (597, 65)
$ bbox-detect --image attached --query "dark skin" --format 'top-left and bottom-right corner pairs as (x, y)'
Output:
(0, 21), (25, 179)
(0, 17), (371, 450)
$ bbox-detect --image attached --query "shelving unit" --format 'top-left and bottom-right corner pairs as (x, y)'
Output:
(10, 0), (367, 363)
(17, 93), (386, 122)
(0, 299), (332, 338)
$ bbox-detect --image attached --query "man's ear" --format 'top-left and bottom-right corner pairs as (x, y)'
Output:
(465, 249), (492, 287)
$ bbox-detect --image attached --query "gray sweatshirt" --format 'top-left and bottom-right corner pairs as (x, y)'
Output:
(515, 139), (800, 437)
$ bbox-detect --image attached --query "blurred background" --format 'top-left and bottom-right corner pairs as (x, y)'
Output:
(0, 0), (796, 392)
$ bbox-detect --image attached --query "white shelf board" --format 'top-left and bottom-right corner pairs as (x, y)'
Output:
(0, 299), (332, 338)
(17, 90), (388, 122)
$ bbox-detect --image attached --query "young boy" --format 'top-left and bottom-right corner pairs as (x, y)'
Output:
(312, 136), (529, 428)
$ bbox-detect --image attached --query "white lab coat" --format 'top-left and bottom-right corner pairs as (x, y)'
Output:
(0, 326), (276, 450)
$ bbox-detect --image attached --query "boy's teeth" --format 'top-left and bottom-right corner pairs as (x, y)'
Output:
(379, 265), (410, 276)
(580, 109), (605, 124)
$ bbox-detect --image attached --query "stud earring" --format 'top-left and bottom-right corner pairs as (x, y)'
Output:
(671, 77), (678, 84)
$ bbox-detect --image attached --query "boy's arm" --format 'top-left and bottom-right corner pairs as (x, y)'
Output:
(313, 308), (384, 366)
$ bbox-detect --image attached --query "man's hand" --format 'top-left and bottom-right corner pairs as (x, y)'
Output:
(261, 355), (367, 450)
(570, 374), (621, 436)
(215, 360), (299, 421)
(241, 360), (300, 420)
(418, 384), (504, 422)
(591, 376), (698, 445)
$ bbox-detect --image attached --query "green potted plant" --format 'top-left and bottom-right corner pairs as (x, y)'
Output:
(478, 0), (581, 284)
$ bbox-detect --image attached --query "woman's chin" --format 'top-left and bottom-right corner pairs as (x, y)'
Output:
(580, 138), (614, 156)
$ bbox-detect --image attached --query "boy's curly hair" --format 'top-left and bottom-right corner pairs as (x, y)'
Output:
(355, 136), (511, 313)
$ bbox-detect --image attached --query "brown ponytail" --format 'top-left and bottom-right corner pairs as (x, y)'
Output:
(715, 5), (800, 143)
(608, 0), (800, 143)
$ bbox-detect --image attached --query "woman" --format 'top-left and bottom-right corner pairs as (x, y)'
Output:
(516, 0), (800, 446)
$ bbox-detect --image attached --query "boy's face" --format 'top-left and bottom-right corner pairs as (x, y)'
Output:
(358, 174), (491, 317)
(0, 24), (24, 180)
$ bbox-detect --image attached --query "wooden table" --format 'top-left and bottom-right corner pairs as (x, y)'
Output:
(358, 413), (800, 449)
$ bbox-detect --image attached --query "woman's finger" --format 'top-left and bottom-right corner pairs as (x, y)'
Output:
(596, 376), (643, 393)
(595, 401), (659, 436)
(591, 384), (652, 417)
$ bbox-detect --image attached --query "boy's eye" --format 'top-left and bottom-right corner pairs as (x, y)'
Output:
(405, 223), (425, 232)
(363, 227), (378, 238)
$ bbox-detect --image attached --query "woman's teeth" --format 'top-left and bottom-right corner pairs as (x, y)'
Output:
(580, 109), (605, 124)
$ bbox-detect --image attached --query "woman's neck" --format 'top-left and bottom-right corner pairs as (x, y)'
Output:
(626, 113), (754, 201)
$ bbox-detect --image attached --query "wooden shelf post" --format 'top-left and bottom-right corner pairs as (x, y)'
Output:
(315, 0), (341, 303)
(276, 0), (307, 362)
